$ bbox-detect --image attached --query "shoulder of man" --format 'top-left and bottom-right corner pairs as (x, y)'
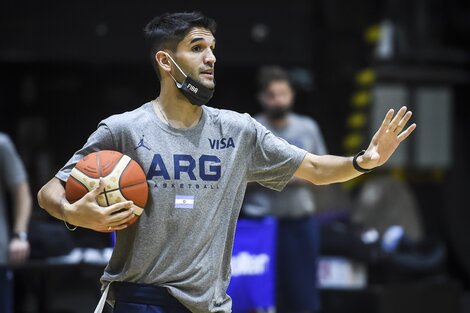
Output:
(99, 102), (152, 131)
(204, 106), (254, 129)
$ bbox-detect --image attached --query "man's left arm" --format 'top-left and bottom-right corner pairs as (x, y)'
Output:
(294, 106), (416, 185)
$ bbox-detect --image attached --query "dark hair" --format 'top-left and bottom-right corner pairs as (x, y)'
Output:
(257, 65), (292, 91)
(144, 12), (217, 79)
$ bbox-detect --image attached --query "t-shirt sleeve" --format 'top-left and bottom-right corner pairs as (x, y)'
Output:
(0, 135), (27, 188)
(246, 117), (307, 191)
(55, 123), (116, 182)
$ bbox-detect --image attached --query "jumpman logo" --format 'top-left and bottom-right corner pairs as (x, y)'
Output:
(135, 135), (151, 151)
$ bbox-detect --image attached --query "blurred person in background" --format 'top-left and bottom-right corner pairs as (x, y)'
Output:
(242, 66), (327, 313)
(0, 132), (32, 313)
(0, 132), (32, 265)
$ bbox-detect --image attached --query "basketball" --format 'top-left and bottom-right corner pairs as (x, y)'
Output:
(65, 150), (148, 231)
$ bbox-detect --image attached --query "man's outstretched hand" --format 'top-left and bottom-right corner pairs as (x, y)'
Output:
(358, 106), (416, 170)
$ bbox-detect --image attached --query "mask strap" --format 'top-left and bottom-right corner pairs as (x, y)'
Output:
(168, 72), (183, 88)
(163, 52), (187, 88)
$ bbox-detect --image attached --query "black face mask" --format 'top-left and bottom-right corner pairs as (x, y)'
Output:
(264, 106), (290, 120)
(165, 53), (215, 106)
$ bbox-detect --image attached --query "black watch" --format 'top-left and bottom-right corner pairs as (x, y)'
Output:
(13, 231), (28, 241)
(353, 150), (373, 173)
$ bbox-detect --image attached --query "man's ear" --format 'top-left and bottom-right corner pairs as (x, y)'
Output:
(155, 51), (172, 74)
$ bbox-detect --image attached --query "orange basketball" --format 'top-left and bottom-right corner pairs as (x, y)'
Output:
(65, 150), (148, 231)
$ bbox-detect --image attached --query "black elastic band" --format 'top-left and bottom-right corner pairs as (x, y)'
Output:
(353, 150), (373, 173)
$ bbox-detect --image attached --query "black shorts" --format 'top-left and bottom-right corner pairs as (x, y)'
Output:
(112, 282), (191, 313)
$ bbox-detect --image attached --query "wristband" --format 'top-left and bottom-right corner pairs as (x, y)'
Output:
(353, 150), (373, 173)
(13, 231), (28, 241)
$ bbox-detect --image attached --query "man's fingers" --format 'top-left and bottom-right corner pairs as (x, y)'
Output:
(10, 249), (22, 264)
(381, 109), (394, 128)
(376, 109), (394, 136)
(108, 215), (136, 228)
(107, 208), (136, 225)
(394, 111), (412, 133)
(9, 242), (30, 264)
(18, 249), (27, 263)
(22, 249), (29, 261)
(98, 204), (138, 230)
(87, 178), (105, 200)
(112, 224), (129, 231)
(8, 251), (16, 263)
(108, 223), (129, 232)
(397, 123), (417, 142)
(389, 106), (407, 132)
(97, 222), (129, 232)
(104, 200), (134, 215)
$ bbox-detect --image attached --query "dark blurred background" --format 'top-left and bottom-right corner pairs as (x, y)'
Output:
(1, 0), (469, 312)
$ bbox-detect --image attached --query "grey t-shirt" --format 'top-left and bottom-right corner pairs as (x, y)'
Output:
(0, 132), (27, 264)
(242, 113), (327, 218)
(56, 102), (306, 313)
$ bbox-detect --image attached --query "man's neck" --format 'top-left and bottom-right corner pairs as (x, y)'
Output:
(155, 86), (203, 129)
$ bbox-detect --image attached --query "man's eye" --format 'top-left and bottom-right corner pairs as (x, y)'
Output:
(192, 46), (202, 52)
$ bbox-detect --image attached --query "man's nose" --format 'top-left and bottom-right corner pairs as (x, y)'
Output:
(204, 49), (216, 66)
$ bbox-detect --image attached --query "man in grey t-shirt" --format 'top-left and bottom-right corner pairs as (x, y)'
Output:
(37, 12), (416, 313)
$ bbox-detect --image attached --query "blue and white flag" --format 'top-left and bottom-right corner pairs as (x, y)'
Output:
(175, 195), (195, 209)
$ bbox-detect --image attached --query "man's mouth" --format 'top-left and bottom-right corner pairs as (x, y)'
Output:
(200, 69), (214, 77)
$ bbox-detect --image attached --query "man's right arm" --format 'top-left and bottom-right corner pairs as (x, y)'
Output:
(38, 177), (136, 232)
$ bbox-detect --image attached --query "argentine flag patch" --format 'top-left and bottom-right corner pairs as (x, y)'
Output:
(175, 195), (195, 209)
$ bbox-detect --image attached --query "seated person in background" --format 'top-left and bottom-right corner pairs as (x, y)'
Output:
(242, 66), (327, 313)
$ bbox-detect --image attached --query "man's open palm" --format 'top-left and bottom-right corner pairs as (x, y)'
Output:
(361, 106), (416, 168)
